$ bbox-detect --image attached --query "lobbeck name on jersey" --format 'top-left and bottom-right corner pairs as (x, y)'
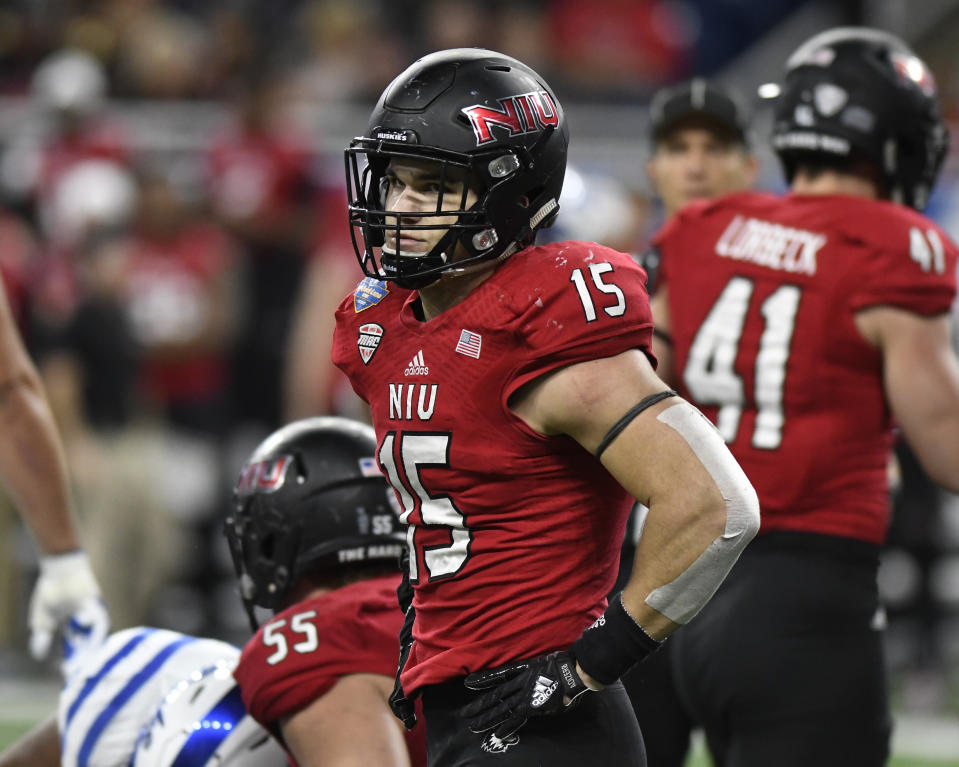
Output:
(716, 215), (824, 275)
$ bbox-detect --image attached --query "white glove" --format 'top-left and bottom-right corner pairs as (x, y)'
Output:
(28, 551), (110, 665)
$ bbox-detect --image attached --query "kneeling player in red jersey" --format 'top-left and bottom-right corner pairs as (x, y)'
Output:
(226, 416), (426, 767)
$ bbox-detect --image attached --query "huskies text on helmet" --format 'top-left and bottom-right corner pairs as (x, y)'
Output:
(345, 48), (569, 289)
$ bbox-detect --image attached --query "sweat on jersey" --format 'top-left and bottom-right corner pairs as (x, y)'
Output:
(332, 241), (655, 695)
(655, 191), (958, 544)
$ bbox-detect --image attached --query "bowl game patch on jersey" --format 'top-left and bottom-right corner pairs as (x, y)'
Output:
(354, 277), (389, 312)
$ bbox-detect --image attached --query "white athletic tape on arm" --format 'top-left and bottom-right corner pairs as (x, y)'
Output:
(645, 402), (760, 624)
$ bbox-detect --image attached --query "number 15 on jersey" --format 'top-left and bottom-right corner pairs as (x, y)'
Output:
(378, 430), (472, 584)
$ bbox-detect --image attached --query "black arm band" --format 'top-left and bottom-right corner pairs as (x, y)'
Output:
(652, 327), (673, 346)
(594, 389), (678, 459)
(570, 594), (662, 686)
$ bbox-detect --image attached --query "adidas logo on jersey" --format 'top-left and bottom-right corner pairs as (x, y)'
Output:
(530, 675), (558, 708)
(404, 350), (429, 376)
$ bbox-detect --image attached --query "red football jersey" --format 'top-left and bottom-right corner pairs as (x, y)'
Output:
(234, 575), (426, 767)
(332, 241), (654, 694)
(656, 191), (958, 544)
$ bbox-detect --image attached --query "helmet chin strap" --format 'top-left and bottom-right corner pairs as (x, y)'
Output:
(442, 197), (557, 280)
(388, 195), (559, 287)
(239, 572), (261, 631)
(442, 242), (517, 281)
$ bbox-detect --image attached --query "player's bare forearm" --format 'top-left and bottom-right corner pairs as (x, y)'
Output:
(512, 348), (758, 640)
(0, 370), (80, 554)
(0, 714), (60, 767)
(0, 284), (80, 553)
(571, 361), (757, 639)
(609, 421), (731, 639)
(282, 673), (411, 767)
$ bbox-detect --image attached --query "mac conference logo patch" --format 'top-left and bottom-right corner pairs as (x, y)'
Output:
(357, 323), (384, 365)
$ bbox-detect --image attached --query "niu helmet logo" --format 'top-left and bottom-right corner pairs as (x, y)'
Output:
(891, 51), (937, 97)
(236, 455), (292, 495)
(461, 91), (559, 146)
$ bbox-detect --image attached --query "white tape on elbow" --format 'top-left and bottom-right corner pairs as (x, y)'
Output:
(645, 402), (760, 624)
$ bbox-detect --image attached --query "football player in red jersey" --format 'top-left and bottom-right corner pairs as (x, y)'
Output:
(649, 28), (959, 766)
(0, 416), (420, 767)
(226, 416), (427, 767)
(332, 49), (760, 766)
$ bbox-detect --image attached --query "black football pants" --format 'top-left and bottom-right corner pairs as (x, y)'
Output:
(625, 531), (891, 767)
(421, 677), (646, 766)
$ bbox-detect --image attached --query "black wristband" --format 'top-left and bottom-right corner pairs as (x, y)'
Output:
(570, 594), (661, 685)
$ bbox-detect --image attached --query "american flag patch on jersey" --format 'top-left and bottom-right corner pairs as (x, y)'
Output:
(455, 329), (482, 359)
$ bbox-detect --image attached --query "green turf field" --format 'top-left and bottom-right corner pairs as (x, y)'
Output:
(0, 723), (25, 747)
(0, 721), (36, 751)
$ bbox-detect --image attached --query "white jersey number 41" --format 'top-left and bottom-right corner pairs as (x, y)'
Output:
(682, 277), (801, 449)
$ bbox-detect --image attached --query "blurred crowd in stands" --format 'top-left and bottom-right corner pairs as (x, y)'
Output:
(0, 0), (815, 104)
(0, 0), (957, 718)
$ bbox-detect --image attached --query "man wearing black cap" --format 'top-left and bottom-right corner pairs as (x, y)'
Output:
(646, 78), (758, 222)
(620, 78), (761, 767)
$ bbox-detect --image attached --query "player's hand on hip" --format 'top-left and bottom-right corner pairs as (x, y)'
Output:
(28, 551), (110, 666)
(463, 651), (592, 739)
(389, 637), (417, 729)
(389, 574), (418, 730)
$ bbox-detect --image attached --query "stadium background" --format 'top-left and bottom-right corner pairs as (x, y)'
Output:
(0, 0), (957, 762)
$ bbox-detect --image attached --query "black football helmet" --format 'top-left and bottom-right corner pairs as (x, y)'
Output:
(345, 48), (569, 289)
(771, 27), (948, 209)
(224, 417), (403, 628)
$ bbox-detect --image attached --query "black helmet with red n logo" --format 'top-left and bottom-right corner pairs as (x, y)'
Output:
(345, 48), (569, 289)
(771, 27), (948, 210)
(224, 417), (403, 626)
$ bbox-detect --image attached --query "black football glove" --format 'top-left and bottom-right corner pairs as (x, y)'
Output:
(389, 553), (417, 729)
(389, 626), (416, 729)
(462, 651), (591, 739)
(396, 547), (414, 615)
